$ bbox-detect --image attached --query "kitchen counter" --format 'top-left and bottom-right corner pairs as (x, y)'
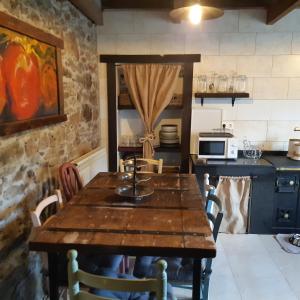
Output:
(264, 155), (300, 171)
(190, 154), (273, 168)
(190, 153), (275, 234)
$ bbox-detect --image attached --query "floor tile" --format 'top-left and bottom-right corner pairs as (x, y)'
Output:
(163, 234), (300, 300)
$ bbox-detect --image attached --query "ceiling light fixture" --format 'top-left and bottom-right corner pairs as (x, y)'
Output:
(188, 4), (202, 24)
(170, 0), (224, 24)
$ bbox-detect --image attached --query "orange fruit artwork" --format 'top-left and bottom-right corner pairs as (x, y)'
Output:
(0, 57), (6, 114)
(2, 42), (41, 120)
(41, 62), (58, 110)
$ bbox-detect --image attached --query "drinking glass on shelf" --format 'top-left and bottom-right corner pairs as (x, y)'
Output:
(228, 72), (237, 92)
(198, 75), (207, 92)
(235, 75), (248, 92)
(207, 72), (217, 92)
(217, 75), (228, 92)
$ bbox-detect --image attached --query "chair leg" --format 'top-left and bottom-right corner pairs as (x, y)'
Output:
(201, 279), (210, 300)
(125, 256), (130, 273)
(119, 257), (126, 273)
(201, 272), (211, 300)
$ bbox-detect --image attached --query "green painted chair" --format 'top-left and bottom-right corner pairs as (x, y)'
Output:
(67, 249), (168, 300)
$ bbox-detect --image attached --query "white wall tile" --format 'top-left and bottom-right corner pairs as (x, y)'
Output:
(201, 11), (239, 33)
(220, 33), (256, 55)
(256, 33), (292, 55)
(237, 56), (272, 77)
(98, 34), (117, 54)
(98, 9), (300, 152)
(236, 100), (272, 120)
(272, 10), (300, 32)
(197, 55), (237, 74)
(185, 33), (219, 55)
(292, 33), (300, 54)
(133, 11), (173, 34)
(233, 121), (267, 141)
(272, 55), (300, 77)
(116, 34), (151, 54)
(150, 34), (185, 54)
(238, 9), (272, 33)
(270, 100), (300, 120)
(99, 11), (134, 34)
(288, 78), (300, 100)
(253, 78), (288, 100)
(267, 121), (300, 141)
(262, 141), (285, 151)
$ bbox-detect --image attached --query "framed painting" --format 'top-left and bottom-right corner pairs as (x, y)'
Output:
(0, 11), (66, 136)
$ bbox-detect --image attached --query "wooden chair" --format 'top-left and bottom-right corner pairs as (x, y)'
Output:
(30, 190), (66, 298)
(133, 175), (223, 300)
(30, 190), (63, 227)
(59, 162), (126, 276)
(119, 158), (163, 174)
(67, 249), (168, 300)
(59, 162), (83, 202)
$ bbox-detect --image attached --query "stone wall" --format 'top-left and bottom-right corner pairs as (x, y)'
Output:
(0, 1), (100, 299)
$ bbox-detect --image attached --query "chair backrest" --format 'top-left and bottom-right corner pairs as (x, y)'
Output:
(119, 158), (163, 174)
(67, 250), (168, 300)
(59, 162), (83, 201)
(30, 190), (63, 227)
(205, 194), (223, 242)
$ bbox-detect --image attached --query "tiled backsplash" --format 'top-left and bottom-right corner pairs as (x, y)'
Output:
(98, 9), (300, 151)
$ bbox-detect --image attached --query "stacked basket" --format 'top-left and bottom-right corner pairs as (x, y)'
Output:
(159, 124), (179, 146)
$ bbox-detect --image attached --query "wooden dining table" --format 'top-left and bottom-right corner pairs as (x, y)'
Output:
(29, 172), (216, 300)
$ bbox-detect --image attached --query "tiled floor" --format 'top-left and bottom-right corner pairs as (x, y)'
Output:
(173, 234), (300, 300)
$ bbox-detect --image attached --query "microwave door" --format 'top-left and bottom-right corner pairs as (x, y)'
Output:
(199, 139), (226, 158)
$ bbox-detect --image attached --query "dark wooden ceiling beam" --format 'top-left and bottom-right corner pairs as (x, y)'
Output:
(69, 0), (103, 25)
(266, 0), (300, 24)
(102, 0), (269, 10)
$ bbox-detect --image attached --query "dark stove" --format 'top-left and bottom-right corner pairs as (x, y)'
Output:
(264, 155), (300, 233)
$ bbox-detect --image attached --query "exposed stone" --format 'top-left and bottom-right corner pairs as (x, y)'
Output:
(0, 0), (100, 298)
(0, 141), (24, 168)
(82, 104), (92, 122)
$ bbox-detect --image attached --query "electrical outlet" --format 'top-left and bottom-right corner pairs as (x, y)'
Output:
(222, 121), (234, 130)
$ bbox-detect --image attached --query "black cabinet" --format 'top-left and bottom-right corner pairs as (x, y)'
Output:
(272, 172), (300, 233)
(190, 155), (275, 234)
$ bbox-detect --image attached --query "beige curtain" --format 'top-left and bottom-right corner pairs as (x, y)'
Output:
(123, 64), (181, 159)
(216, 176), (251, 234)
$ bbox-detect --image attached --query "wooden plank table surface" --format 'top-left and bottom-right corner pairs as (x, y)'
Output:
(29, 172), (216, 300)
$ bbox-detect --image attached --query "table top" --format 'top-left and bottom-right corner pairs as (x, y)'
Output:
(29, 173), (216, 258)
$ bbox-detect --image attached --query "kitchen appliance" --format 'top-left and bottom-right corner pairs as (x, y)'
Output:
(289, 234), (300, 247)
(198, 132), (238, 159)
(264, 155), (300, 234)
(287, 139), (300, 160)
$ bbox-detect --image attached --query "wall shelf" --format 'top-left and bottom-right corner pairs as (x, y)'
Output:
(194, 92), (250, 106)
(118, 104), (183, 110)
(118, 94), (183, 110)
(118, 144), (181, 153)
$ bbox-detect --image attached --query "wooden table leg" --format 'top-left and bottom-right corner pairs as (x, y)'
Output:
(48, 252), (59, 300)
(192, 258), (202, 300)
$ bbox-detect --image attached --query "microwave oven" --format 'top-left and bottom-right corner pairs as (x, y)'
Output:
(198, 132), (238, 159)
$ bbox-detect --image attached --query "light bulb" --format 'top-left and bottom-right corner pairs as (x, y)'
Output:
(188, 4), (202, 25)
